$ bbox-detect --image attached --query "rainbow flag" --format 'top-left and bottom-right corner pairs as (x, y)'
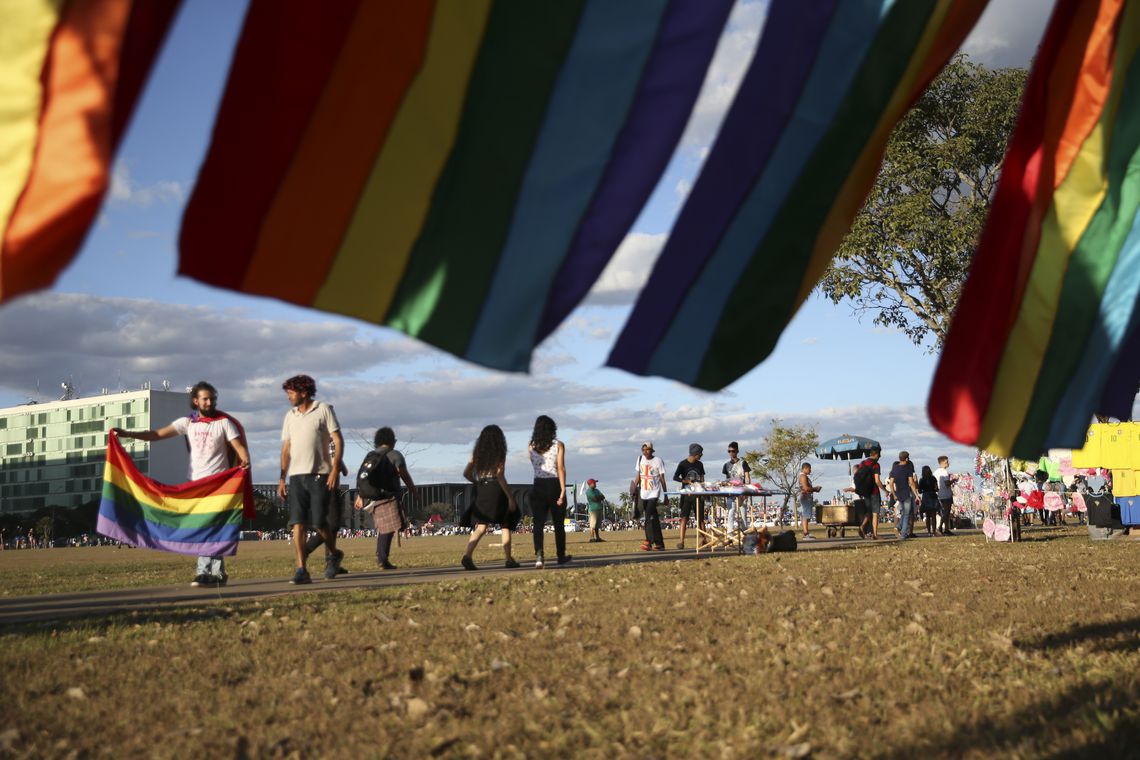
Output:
(929, 0), (1140, 458)
(607, 0), (990, 388)
(96, 432), (248, 556)
(178, 0), (733, 372)
(0, 0), (180, 301)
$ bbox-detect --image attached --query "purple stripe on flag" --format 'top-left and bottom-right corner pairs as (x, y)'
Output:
(608, 0), (839, 374)
(97, 514), (238, 557)
(1098, 317), (1140, 420)
(534, 0), (734, 344)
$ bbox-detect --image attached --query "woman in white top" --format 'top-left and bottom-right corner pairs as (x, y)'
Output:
(528, 415), (569, 568)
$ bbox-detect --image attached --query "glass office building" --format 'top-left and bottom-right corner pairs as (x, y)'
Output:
(0, 390), (189, 514)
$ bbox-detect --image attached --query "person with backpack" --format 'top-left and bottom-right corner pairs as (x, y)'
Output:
(854, 446), (886, 539)
(354, 427), (418, 570)
(461, 425), (520, 570)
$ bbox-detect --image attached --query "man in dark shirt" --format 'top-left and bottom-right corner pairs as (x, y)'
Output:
(888, 451), (918, 540)
(855, 446), (886, 539)
(673, 444), (706, 549)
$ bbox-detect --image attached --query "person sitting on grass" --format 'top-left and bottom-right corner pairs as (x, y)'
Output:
(461, 425), (519, 571)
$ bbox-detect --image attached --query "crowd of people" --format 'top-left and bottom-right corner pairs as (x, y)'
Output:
(80, 374), (990, 583)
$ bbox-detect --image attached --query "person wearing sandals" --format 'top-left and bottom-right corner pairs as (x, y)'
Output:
(528, 415), (571, 568)
(461, 425), (520, 570)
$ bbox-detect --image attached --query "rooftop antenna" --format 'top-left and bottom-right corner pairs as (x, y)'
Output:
(59, 381), (76, 401)
(162, 379), (171, 392)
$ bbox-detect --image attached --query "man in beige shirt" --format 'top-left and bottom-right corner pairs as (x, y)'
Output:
(277, 374), (344, 584)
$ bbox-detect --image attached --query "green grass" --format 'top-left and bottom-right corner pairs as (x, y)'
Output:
(1, 529), (1138, 758)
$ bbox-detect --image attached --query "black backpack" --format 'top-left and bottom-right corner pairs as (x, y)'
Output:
(356, 449), (400, 501)
(853, 461), (876, 496)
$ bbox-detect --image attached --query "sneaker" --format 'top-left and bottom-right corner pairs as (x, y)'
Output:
(505, 558), (520, 569)
(190, 574), (214, 588)
(215, 574), (228, 587)
(535, 555), (545, 569)
(801, 534), (816, 541)
(943, 530), (956, 536)
(461, 555), (477, 571)
(653, 545), (666, 551)
(380, 562), (397, 570)
(595, 537), (605, 542)
(556, 555), (572, 565)
(324, 554), (339, 580)
(289, 568), (311, 585)
(677, 542), (685, 550)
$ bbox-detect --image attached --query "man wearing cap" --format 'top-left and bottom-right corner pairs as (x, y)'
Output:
(673, 444), (706, 550)
(583, 478), (606, 542)
(635, 442), (668, 551)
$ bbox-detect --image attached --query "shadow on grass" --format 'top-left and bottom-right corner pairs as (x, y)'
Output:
(882, 678), (1140, 759)
(1015, 615), (1140, 655)
(0, 599), (271, 635)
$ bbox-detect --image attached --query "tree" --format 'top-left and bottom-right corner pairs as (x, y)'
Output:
(819, 55), (1028, 347)
(36, 516), (54, 547)
(743, 420), (819, 517)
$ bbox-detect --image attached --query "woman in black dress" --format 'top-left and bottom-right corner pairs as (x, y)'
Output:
(918, 465), (940, 536)
(461, 425), (520, 570)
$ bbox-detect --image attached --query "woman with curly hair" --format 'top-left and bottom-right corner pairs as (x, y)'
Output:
(461, 425), (520, 570)
(528, 415), (570, 568)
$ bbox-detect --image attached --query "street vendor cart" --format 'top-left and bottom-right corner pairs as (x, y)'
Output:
(815, 500), (866, 538)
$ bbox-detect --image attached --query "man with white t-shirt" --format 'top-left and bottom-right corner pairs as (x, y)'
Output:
(934, 455), (957, 536)
(114, 381), (250, 587)
(635, 441), (668, 551)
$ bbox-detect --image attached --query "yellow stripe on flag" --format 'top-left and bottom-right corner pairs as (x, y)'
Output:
(106, 463), (244, 516)
(0, 1), (65, 246)
(313, 0), (493, 322)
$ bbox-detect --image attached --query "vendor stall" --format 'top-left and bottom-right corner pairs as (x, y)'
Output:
(664, 484), (778, 553)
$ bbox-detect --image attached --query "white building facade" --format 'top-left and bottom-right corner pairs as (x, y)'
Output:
(0, 390), (190, 514)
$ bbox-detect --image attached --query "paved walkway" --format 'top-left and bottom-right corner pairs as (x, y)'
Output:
(0, 534), (898, 625)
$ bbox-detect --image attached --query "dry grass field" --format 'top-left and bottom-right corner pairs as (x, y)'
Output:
(1, 528), (1138, 758)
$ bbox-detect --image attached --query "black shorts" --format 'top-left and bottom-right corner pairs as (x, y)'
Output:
(288, 474), (333, 529)
(679, 494), (704, 521)
(863, 490), (882, 516)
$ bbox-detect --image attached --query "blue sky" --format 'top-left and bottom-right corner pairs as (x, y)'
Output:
(0, 0), (1072, 500)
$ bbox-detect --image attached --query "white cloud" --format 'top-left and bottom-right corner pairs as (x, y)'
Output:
(583, 232), (666, 306)
(677, 0), (767, 151)
(109, 162), (184, 207)
(800, 337), (819, 345)
(674, 178), (692, 202)
(959, 0), (1051, 68)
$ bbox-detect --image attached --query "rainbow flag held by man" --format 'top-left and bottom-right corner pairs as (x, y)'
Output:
(96, 431), (249, 557)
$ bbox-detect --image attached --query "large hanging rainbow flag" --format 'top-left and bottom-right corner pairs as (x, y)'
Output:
(97, 432), (249, 556)
(179, 0), (734, 372)
(2, 0), (1138, 459)
(929, 0), (1140, 458)
(0, 0), (180, 301)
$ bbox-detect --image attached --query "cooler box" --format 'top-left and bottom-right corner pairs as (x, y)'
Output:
(1087, 494), (1123, 529)
(1117, 495), (1140, 526)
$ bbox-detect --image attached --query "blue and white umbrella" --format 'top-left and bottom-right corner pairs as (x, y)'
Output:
(815, 434), (880, 462)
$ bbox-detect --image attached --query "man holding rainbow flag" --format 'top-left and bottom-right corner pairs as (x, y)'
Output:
(108, 381), (251, 587)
